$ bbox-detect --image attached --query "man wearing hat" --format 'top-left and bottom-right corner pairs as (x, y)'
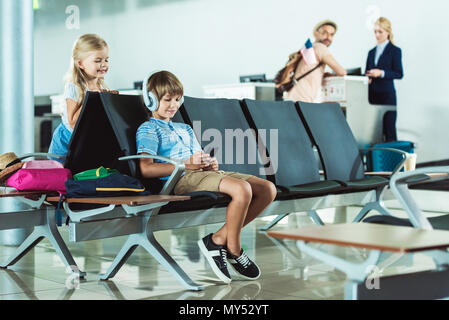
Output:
(283, 19), (347, 103)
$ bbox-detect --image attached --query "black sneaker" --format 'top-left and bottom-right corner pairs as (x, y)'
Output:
(227, 249), (261, 280)
(198, 234), (232, 284)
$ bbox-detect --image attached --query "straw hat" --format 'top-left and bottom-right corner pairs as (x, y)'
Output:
(0, 153), (24, 186)
(314, 19), (338, 33)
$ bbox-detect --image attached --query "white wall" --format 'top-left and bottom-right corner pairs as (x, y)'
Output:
(34, 0), (449, 162)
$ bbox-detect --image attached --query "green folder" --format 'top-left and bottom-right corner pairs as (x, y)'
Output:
(73, 167), (120, 181)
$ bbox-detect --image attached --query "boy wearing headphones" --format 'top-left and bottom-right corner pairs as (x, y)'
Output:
(136, 71), (276, 283)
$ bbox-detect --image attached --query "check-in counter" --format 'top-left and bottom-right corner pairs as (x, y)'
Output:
(203, 83), (275, 100)
(321, 76), (396, 147)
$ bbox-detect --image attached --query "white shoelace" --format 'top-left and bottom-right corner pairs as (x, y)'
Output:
(220, 249), (228, 266)
(236, 252), (250, 268)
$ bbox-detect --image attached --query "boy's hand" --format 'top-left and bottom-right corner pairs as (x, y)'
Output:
(203, 157), (219, 171)
(185, 151), (212, 170)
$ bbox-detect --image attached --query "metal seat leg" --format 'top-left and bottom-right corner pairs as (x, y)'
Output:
(141, 231), (204, 291)
(0, 229), (44, 268)
(98, 235), (139, 281)
(99, 216), (204, 291)
(0, 207), (86, 278)
(353, 187), (392, 222)
(260, 213), (289, 231)
(308, 210), (325, 226)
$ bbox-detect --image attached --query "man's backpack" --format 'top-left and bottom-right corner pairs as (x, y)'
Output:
(273, 50), (323, 95)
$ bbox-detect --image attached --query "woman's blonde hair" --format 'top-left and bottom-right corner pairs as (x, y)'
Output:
(375, 17), (394, 44)
(64, 34), (109, 107)
(147, 71), (184, 102)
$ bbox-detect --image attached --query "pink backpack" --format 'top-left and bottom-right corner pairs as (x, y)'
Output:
(6, 168), (72, 193)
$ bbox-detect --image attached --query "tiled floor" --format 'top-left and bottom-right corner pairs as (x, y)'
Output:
(0, 205), (444, 300)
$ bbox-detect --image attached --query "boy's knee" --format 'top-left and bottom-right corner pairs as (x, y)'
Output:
(257, 180), (276, 202)
(252, 179), (277, 201)
(230, 180), (253, 201)
(266, 181), (277, 201)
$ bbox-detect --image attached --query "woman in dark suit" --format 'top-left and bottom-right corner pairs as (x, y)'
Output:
(365, 17), (403, 141)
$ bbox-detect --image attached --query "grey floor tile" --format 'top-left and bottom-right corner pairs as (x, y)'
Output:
(0, 287), (111, 300)
(0, 269), (66, 296)
(0, 208), (446, 300)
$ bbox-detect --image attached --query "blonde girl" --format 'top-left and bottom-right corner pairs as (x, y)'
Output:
(49, 34), (112, 158)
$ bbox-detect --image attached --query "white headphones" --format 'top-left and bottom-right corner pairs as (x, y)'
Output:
(142, 70), (184, 112)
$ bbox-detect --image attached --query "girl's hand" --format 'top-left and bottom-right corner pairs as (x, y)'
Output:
(100, 89), (119, 94)
(184, 152), (212, 170)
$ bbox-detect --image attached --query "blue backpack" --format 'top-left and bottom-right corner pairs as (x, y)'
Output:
(65, 173), (150, 198)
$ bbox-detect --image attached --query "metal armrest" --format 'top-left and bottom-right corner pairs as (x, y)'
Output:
(63, 202), (117, 223)
(119, 155), (185, 195)
(389, 166), (449, 230)
(360, 147), (410, 175)
(16, 194), (47, 209)
(390, 166), (449, 186)
(63, 201), (170, 222)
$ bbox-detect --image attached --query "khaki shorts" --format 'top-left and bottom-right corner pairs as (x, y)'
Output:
(174, 170), (254, 195)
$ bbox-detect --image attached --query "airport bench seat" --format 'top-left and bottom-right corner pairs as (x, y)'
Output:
(296, 102), (414, 223)
(240, 98), (405, 228)
(268, 223), (449, 253)
(158, 192), (231, 214)
(338, 175), (388, 190)
(182, 97), (351, 229)
(0, 153), (89, 277)
(0, 187), (190, 278)
(0, 93), (440, 293)
(55, 92), (411, 290)
(365, 168), (449, 230)
(409, 159), (449, 191)
(268, 223), (449, 299)
(0, 188), (85, 277)
(269, 166), (449, 299)
(0, 190), (54, 198)
(46, 194), (190, 207)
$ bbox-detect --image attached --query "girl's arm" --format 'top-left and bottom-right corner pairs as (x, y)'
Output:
(66, 98), (82, 129)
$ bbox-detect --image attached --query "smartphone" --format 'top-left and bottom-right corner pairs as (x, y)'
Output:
(205, 147), (218, 158)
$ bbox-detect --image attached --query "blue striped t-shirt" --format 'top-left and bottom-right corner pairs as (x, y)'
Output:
(136, 118), (202, 180)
